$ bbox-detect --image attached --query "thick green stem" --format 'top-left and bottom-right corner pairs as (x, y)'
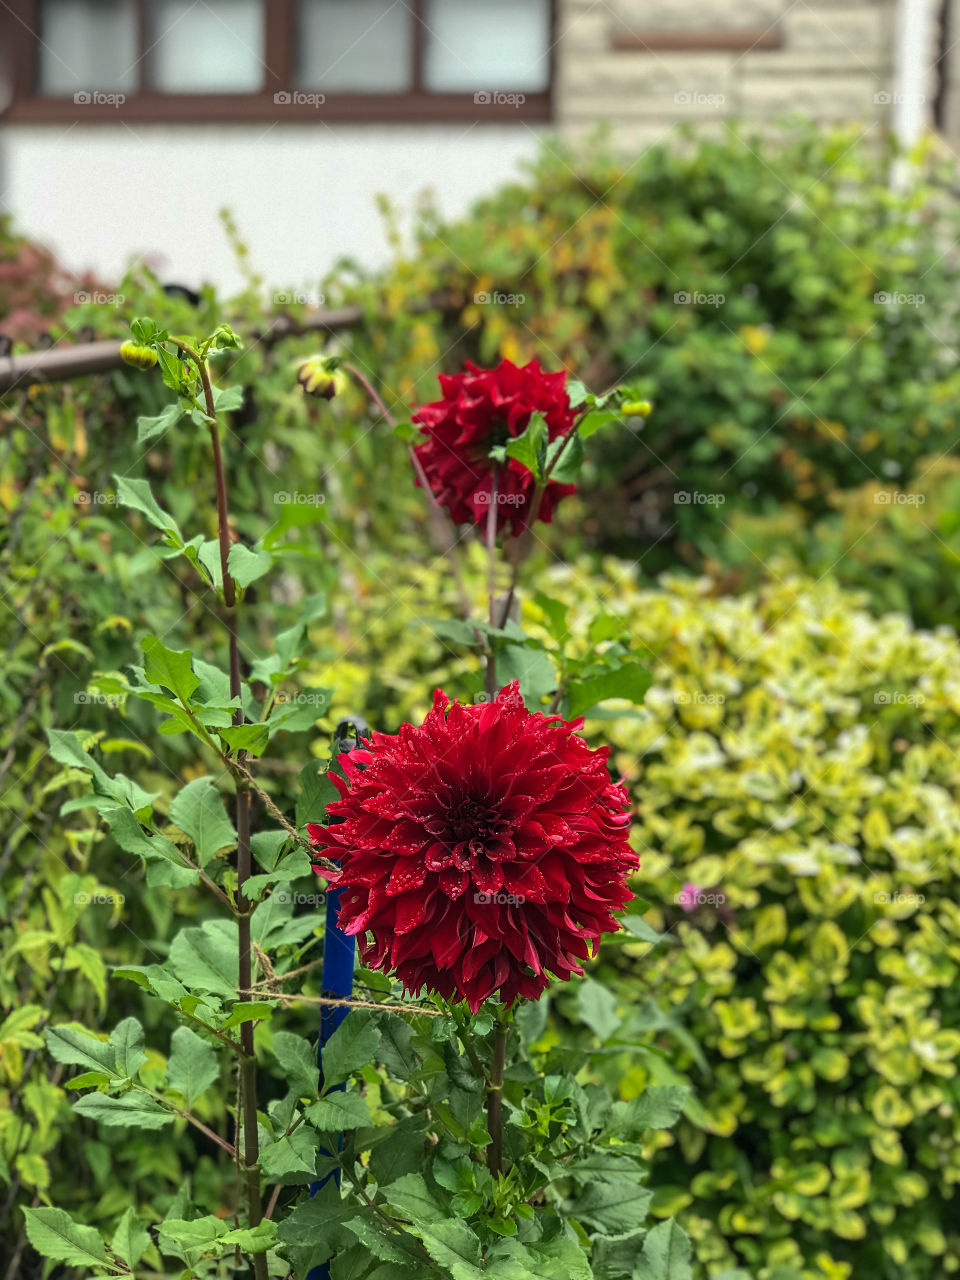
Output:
(486, 1022), (508, 1176)
(188, 340), (267, 1280)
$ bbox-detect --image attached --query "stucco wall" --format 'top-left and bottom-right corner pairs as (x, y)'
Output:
(0, 124), (543, 294)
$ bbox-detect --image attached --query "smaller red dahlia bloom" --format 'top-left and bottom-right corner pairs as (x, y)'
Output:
(412, 359), (577, 536)
(308, 683), (637, 1011)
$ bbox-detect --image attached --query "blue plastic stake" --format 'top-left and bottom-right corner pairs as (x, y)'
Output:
(306, 719), (368, 1280)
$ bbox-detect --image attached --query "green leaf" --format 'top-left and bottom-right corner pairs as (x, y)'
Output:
(634, 1220), (693, 1280)
(418, 1220), (483, 1279)
(221, 722), (270, 756)
(220, 1221), (277, 1253)
(73, 1091), (176, 1130)
(620, 913), (667, 945)
(382, 1172), (446, 1225)
(297, 761), (339, 829)
(158, 1215), (228, 1265)
(568, 1179), (652, 1238)
(114, 476), (182, 542)
(259, 1124), (320, 1182)
(46, 1024), (121, 1077)
(22, 1207), (117, 1271)
(272, 1031), (319, 1099)
(577, 980), (621, 1042)
(306, 1091), (371, 1130)
(321, 1012), (381, 1090)
(229, 543), (274, 590)
(616, 1085), (690, 1134)
(545, 431), (585, 484)
(109, 1017), (147, 1078)
(212, 383), (244, 411)
(566, 662), (652, 720)
(498, 644), (556, 706)
(169, 778), (237, 863)
(532, 592), (569, 641)
(168, 920), (239, 998)
(136, 403), (182, 446)
(166, 1026), (219, 1105)
(110, 1207), (151, 1269)
(141, 634), (201, 703)
(578, 409), (625, 439)
(103, 807), (196, 889)
(495, 412), (548, 481)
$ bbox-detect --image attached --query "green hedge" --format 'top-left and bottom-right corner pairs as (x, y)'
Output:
(309, 558), (960, 1280)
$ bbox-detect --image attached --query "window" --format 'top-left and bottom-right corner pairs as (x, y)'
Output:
(2, 0), (553, 121)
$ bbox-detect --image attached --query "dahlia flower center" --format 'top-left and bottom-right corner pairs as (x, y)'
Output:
(424, 797), (513, 871)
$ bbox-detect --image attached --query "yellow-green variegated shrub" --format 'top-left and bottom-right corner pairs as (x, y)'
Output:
(312, 559), (960, 1280)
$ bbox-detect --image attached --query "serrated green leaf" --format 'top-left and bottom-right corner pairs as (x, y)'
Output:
(321, 1012), (381, 1090)
(46, 1024), (121, 1077)
(166, 1026), (219, 1105)
(566, 662), (652, 720)
(110, 1207), (151, 1269)
(114, 476), (182, 542)
(307, 1090), (371, 1130)
(73, 1091), (175, 1130)
(634, 1220), (693, 1280)
(136, 403), (182, 446)
(22, 1207), (118, 1271)
(109, 1017), (147, 1079)
(169, 777), (237, 864)
(168, 920), (239, 998)
(229, 543), (273, 590)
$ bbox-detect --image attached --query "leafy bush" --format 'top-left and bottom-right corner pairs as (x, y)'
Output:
(327, 126), (960, 564)
(306, 558), (960, 1279)
(702, 457), (960, 629)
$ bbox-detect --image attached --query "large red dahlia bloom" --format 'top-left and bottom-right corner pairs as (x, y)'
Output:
(307, 684), (637, 1012)
(412, 359), (577, 536)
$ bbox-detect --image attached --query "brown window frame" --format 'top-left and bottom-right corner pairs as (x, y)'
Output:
(1, 0), (554, 123)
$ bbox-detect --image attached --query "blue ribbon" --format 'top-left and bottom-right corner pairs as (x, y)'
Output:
(306, 720), (368, 1280)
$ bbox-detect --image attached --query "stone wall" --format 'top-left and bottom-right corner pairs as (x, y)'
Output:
(553, 0), (930, 149)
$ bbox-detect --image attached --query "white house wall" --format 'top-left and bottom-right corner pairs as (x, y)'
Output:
(0, 124), (543, 293)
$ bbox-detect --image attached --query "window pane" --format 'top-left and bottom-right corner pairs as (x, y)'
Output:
(150, 0), (264, 93)
(423, 0), (550, 92)
(38, 0), (137, 95)
(296, 0), (412, 93)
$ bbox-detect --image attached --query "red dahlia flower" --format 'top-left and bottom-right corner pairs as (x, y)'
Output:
(412, 358), (577, 536)
(308, 684), (637, 1012)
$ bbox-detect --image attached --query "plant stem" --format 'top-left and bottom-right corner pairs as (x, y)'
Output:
(485, 469), (500, 701)
(188, 340), (267, 1280)
(486, 1019), (509, 1177)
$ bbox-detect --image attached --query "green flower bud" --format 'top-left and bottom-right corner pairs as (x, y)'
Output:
(621, 400), (653, 418)
(298, 355), (348, 400)
(120, 341), (159, 371)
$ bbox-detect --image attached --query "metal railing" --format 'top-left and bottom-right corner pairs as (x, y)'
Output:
(0, 293), (461, 395)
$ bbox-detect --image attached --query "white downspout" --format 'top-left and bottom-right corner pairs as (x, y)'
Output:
(891, 0), (936, 187)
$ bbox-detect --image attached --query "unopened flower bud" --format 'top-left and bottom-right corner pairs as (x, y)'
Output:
(298, 356), (348, 400)
(120, 341), (159, 371)
(621, 400), (653, 419)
